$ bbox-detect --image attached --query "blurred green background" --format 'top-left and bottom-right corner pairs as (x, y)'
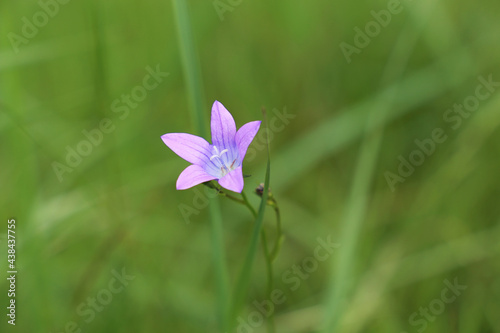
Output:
(1, 0), (500, 332)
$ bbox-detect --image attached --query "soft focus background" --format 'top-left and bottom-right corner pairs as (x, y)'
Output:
(1, 0), (500, 332)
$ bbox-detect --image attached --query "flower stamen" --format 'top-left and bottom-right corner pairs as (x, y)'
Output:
(210, 146), (229, 161)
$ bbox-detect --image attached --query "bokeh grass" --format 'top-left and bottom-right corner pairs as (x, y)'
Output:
(1, 0), (500, 332)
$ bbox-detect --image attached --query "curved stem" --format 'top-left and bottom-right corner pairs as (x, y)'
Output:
(221, 192), (246, 205)
(269, 201), (283, 262)
(241, 191), (257, 218)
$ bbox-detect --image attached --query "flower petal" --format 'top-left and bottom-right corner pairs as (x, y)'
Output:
(218, 166), (244, 193)
(176, 165), (217, 190)
(211, 101), (236, 150)
(235, 121), (261, 161)
(161, 133), (212, 165)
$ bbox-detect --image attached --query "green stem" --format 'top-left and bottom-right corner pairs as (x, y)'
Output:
(228, 109), (272, 331)
(171, 0), (207, 136)
(260, 227), (276, 333)
(171, 1), (228, 331)
(220, 191), (247, 205)
(241, 191), (257, 218)
(208, 198), (230, 330)
(268, 200), (283, 262)
(240, 192), (276, 333)
(229, 189), (271, 328)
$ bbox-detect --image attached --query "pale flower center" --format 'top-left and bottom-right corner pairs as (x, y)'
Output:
(210, 146), (237, 177)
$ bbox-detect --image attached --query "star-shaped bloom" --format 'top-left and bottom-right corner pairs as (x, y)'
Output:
(161, 101), (261, 193)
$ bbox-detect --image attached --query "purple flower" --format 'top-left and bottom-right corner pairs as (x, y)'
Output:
(161, 101), (261, 193)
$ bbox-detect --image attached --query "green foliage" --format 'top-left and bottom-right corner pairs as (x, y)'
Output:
(1, 0), (500, 332)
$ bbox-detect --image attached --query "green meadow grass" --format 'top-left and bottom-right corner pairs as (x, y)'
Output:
(1, 0), (500, 332)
